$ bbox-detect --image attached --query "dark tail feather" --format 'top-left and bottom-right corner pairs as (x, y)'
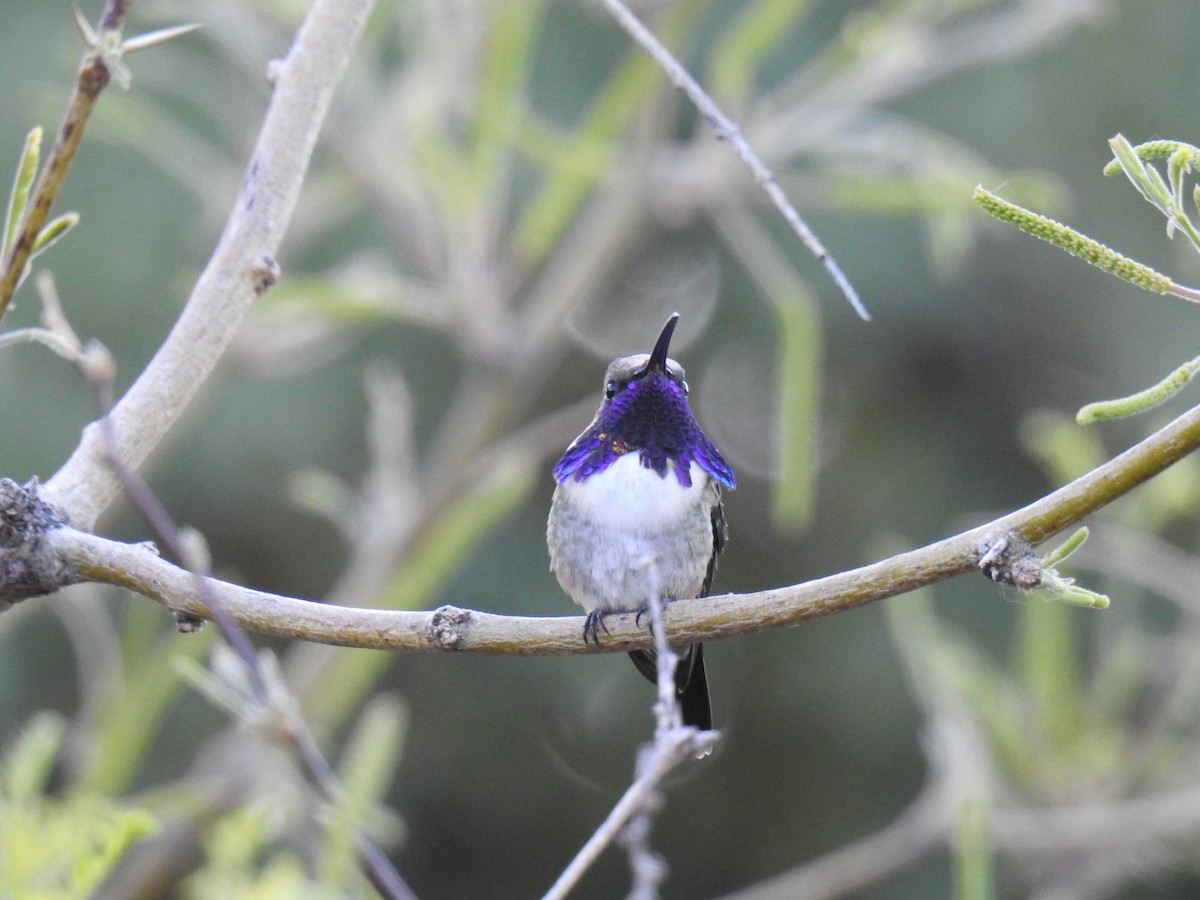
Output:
(678, 645), (712, 731)
(626, 644), (712, 731)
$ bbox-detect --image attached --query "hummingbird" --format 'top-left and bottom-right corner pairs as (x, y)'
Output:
(547, 313), (735, 731)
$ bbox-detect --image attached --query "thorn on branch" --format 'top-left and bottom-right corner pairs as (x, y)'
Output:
(73, 5), (200, 92)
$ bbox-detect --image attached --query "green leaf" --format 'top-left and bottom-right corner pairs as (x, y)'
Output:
(31, 211), (79, 256)
(772, 290), (820, 531)
(0, 711), (64, 805)
(81, 603), (214, 795)
(3, 126), (42, 264)
(512, 3), (701, 262)
(321, 695), (407, 888)
(469, 0), (542, 176)
(0, 713), (157, 897)
(1107, 134), (1171, 209)
(1041, 527), (1088, 567)
(1102, 138), (1195, 175)
(1015, 597), (1083, 747)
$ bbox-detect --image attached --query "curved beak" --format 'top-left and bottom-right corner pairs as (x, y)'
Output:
(646, 312), (680, 373)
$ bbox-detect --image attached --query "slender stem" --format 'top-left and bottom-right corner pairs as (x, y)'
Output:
(542, 736), (687, 900)
(0, 1), (129, 320)
(1167, 281), (1200, 303)
(98, 0), (131, 31)
(600, 0), (869, 321)
(81, 294), (414, 900)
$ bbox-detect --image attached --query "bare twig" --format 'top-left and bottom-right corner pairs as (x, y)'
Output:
(620, 584), (679, 900)
(0, 1), (130, 319)
(44, 0), (377, 529)
(600, 0), (869, 321)
(542, 727), (696, 900)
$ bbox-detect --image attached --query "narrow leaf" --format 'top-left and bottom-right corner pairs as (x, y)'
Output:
(772, 291), (820, 531)
(31, 212), (79, 257)
(1108, 134), (1170, 209)
(711, 0), (813, 98)
(3, 127), (42, 263)
(1041, 527), (1089, 567)
(1103, 139), (1196, 176)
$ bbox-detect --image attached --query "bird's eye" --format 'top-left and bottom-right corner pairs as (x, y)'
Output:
(681, 380), (690, 395)
(605, 381), (617, 399)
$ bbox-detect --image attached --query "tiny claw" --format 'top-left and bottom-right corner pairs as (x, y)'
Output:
(583, 610), (612, 645)
(634, 596), (676, 629)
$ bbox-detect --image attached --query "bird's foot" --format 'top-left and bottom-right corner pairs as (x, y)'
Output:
(634, 597), (677, 629)
(583, 610), (613, 645)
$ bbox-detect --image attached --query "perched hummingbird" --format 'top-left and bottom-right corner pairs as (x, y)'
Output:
(547, 313), (735, 731)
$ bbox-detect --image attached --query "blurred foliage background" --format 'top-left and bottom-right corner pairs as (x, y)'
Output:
(4, 0), (1200, 897)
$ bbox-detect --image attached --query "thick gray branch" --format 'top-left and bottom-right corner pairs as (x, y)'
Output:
(44, 0), (375, 530)
(10, 397), (1197, 653)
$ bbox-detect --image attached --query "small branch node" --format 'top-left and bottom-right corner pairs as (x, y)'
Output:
(78, 338), (117, 384)
(974, 531), (1042, 591)
(430, 605), (472, 649)
(251, 254), (281, 296)
(266, 58), (286, 88)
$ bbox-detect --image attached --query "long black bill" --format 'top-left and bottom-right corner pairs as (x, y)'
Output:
(646, 312), (680, 373)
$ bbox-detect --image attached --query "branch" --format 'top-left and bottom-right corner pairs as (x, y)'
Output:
(600, 0), (869, 321)
(0, 1), (130, 319)
(543, 729), (696, 900)
(8, 397), (1200, 651)
(43, 0), (375, 530)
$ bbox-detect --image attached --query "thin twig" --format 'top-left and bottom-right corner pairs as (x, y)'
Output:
(0, 0), (130, 320)
(644, 564), (679, 734)
(600, 0), (870, 321)
(616, 565), (703, 899)
(542, 729), (693, 900)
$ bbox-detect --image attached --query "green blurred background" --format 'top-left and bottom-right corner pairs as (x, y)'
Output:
(4, 1), (1200, 897)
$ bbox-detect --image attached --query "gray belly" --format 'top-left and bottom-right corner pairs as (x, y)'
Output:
(547, 464), (718, 613)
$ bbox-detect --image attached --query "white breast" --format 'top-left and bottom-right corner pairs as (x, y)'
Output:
(556, 453), (708, 530)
